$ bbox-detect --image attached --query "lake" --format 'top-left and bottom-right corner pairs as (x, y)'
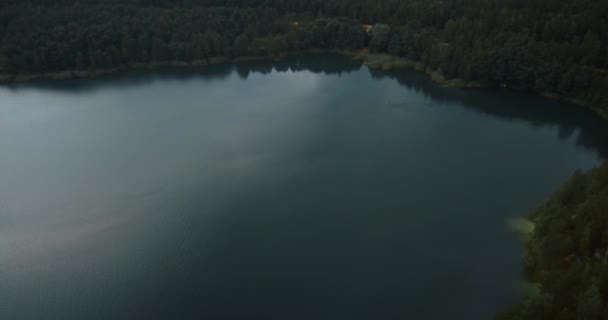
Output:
(1, 54), (607, 320)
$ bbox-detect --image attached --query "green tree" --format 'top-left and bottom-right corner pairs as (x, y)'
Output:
(369, 24), (391, 53)
(387, 34), (401, 56)
(0, 53), (8, 72)
(577, 280), (602, 320)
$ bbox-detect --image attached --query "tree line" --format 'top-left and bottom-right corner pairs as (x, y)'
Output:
(0, 3), (367, 72)
(1, 0), (607, 115)
(497, 162), (608, 320)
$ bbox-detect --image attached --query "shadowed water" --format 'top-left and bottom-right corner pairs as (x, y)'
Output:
(1, 54), (607, 320)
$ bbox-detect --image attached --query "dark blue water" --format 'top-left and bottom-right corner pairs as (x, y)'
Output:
(1, 55), (607, 320)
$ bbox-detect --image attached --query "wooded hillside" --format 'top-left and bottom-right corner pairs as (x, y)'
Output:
(1, 0), (607, 116)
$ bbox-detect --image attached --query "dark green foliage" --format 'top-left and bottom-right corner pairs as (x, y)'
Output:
(0, 2), (368, 73)
(1, 0), (606, 113)
(1, 0), (607, 115)
(369, 24), (390, 53)
(500, 163), (608, 320)
(386, 34), (401, 56)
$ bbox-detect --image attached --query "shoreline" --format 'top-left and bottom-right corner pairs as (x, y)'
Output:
(1, 49), (606, 122)
(356, 53), (608, 122)
(0, 49), (360, 84)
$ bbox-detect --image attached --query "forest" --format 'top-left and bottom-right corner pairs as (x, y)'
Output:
(497, 163), (608, 320)
(1, 1), (608, 319)
(1, 0), (607, 116)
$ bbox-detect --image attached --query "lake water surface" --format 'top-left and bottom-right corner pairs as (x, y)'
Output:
(1, 54), (607, 320)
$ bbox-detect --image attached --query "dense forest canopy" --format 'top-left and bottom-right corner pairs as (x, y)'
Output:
(1, 0), (607, 116)
(497, 163), (608, 320)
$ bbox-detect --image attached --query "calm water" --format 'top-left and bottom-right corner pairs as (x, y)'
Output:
(1, 55), (607, 320)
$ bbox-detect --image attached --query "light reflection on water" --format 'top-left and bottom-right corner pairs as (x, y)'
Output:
(1, 54), (607, 320)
